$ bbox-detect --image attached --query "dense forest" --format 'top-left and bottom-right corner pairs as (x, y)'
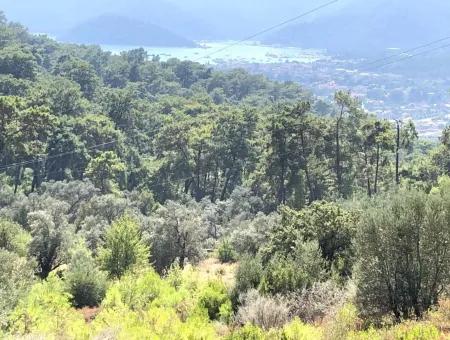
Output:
(0, 13), (449, 339)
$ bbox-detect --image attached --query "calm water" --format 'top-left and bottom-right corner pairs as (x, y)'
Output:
(102, 41), (326, 64)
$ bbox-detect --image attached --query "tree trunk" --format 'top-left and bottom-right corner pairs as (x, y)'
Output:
(364, 152), (372, 197)
(14, 165), (22, 194)
(279, 155), (287, 205)
(220, 169), (232, 201)
(374, 144), (380, 194)
(300, 129), (314, 204)
(194, 148), (203, 201)
(396, 120), (401, 185)
(335, 108), (344, 196)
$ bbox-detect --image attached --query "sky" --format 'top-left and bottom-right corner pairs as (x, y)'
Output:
(1, 0), (446, 53)
(0, 0), (351, 36)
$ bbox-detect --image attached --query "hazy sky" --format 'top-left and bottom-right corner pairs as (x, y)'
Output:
(1, 0), (351, 35)
(1, 0), (445, 45)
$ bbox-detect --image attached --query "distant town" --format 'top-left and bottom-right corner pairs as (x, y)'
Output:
(216, 56), (450, 139)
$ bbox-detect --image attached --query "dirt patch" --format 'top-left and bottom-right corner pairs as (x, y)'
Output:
(79, 306), (100, 323)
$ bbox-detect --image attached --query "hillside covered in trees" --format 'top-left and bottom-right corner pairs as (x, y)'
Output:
(0, 13), (450, 339)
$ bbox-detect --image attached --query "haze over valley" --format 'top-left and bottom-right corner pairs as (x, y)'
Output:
(1, 3), (450, 338)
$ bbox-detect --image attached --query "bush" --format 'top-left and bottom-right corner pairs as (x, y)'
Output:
(391, 322), (440, 340)
(260, 242), (326, 295)
(0, 250), (35, 328)
(234, 256), (264, 294)
(198, 281), (232, 321)
(0, 218), (30, 256)
(65, 242), (108, 307)
(236, 290), (290, 331)
(9, 274), (89, 337)
(102, 269), (169, 311)
(281, 318), (322, 340)
(288, 281), (348, 323)
(323, 303), (361, 340)
(99, 214), (149, 278)
(217, 240), (237, 263)
(426, 299), (450, 333)
(355, 189), (450, 320)
(226, 323), (265, 340)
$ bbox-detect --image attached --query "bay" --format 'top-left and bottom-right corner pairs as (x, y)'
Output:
(101, 41), (327, 64)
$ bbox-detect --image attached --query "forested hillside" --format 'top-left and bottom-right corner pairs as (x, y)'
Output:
(0, 14), (450, 339)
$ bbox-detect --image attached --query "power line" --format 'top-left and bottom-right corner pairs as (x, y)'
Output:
(0, 140), (120, 172)
(367, 42), (450, 71)
(193, 0), (340, 62)
(364, 35), (450, 68)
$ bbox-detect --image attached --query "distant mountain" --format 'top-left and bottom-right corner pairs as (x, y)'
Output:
(1, 0), (215, 42)
(61, 15), (195, 47)
(0, 0), (346, 42)
(264, 0), (450, 56)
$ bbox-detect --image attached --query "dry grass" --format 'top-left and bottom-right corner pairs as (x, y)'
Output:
(78, 306), (100, 323)
(196, 257), (238, 288)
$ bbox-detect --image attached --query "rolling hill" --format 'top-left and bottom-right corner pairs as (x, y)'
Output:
(264, 0), (450, 56)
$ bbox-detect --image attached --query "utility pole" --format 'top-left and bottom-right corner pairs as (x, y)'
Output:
(395, 119), (402, 185)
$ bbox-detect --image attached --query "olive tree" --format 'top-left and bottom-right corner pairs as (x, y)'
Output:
(28, 210), (74, 279)
(356, 187), (450, 320)
(148, 199), (208, 271)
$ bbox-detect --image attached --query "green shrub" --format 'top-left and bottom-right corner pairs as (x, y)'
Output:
(226, 323), (265, 340)
(281, 318), (322, 339)
(9, 274), (89, 337)
(234, 256), (263, 294)
(324, 303), (361, 340)
(391, 322), (440, 340)
(198, 281), (231, 321)
(65, 242), (108, 307)
(99, 214), (150, 278)
(260, 242), (325, 295)
(102, 269), (168, 311)
(218, 240), (237, 263)
(356, 189), (450, 320)
(0, 250), (35, 328)
(0, 219), (30, 256)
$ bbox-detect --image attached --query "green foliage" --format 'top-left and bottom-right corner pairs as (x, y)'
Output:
(217, 240), (237, 263)
(0, 218), (30, 256)
(149, 200), (207, 271)
(356, 187), (450, 320)
(86, 151), (126, 194)
(198, 281), (232, 321)
(234, 256), (264, 294)
(99, 215), (149, 278)
(391, 322), (440, 340)
(281, 318), (323, 339)
(65, 242), (107, 307)
(260, 242), (326, 295)
(227, 324), (266, 340)
(0, 250), (35, 328)
(1, 12), (450, 339)
(0, 44), (36, 79)
(28, 210), (74, 279)
(9, 274), (89, 337)
(324, 303), (361, 340)
(276, 202), (358, 278)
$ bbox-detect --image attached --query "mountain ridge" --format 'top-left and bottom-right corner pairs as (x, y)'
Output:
(61, 15), (196, 47)
(264, 0), (450, 56)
